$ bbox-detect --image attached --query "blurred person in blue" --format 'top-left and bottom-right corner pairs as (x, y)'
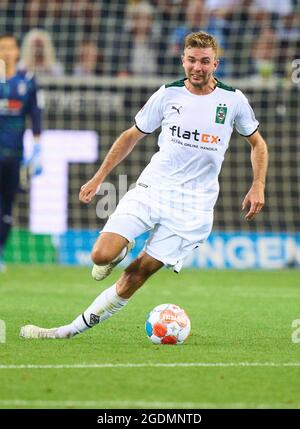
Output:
(168, 0), (229, 77)
(0, 34), (43, 272)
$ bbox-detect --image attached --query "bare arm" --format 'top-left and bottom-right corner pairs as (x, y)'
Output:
(79, 125), (146, 203)
(242, 130), (268, 220)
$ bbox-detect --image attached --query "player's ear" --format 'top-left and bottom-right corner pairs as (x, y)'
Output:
(213, 58), (219, 71)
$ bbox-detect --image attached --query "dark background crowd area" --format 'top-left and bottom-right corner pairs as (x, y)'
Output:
(1, 0), (299, 80)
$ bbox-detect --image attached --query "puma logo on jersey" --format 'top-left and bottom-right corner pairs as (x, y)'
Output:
(171, 105), (182, 114)
(169, 125), (219, 144)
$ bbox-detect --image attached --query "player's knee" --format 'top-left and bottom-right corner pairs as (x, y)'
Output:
(91, 247), (117, 265)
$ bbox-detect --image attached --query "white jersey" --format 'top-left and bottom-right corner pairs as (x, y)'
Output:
(135, 78), (259, 212)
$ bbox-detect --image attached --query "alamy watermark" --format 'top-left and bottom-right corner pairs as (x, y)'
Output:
(96, 175), (135, 219)
(291, 59), (300, 84)
(95, 174), (213, 232)
(0, 320), (6, 343)
(292, 319), (300, 344)
(0, 59), (6, 83)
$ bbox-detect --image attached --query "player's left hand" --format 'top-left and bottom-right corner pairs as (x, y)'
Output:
(242, 181), (265, 220)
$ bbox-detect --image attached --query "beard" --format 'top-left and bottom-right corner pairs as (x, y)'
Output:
(189, 73), (211, 89)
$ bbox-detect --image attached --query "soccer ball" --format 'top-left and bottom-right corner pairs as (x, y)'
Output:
(145, 303), (191, 345)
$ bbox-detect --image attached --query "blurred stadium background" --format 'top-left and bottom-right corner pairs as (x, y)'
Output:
(2, 0), (300, 270)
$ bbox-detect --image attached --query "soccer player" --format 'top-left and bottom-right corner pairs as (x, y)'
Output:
(20, 32), (268, 339)
(0, 34), (43, 272)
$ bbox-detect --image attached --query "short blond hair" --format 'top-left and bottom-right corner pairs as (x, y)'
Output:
(184, 31), (219, 58)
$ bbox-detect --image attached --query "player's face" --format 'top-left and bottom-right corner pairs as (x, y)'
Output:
(0, 37), (19, 68)
(182, 47), (219, 89)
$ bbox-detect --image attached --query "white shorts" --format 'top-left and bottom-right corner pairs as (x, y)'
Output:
(101, 185), (213, 272)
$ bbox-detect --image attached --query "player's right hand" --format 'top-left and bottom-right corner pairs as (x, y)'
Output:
(23, 142), (43, 177)
(79, 179), (100, 204)
(30, 143), (43, 176)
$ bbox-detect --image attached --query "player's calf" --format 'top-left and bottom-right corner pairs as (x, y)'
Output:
(116, 252), (163, 299)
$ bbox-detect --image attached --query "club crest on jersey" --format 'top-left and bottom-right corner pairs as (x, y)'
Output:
(18, 82), (27, 96)
(215, 104), (227, 124)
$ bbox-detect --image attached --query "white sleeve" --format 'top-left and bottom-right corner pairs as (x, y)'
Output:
(234, 89), (259, 137)
(134, 85), (165, 134)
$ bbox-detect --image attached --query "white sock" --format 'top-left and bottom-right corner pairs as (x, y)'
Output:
(55, 284), (128, 338)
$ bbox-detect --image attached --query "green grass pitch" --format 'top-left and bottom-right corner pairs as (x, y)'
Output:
(0, 265), (299, 409)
